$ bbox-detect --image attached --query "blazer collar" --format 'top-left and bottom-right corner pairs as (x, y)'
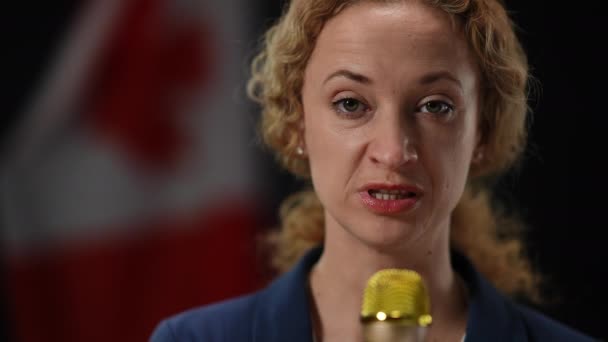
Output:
(252, 247), (321, 342)
(253, 246), (528, 342)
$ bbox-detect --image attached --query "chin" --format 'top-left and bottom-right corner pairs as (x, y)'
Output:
(351, 219), (423, 253)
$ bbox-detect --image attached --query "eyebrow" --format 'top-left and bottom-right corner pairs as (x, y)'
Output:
(419, 71), (463, 89)
(323, 69), (464, 89)
(323, 69), (372, 85)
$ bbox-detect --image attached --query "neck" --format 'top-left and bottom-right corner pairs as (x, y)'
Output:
(308, 217), (468, 341)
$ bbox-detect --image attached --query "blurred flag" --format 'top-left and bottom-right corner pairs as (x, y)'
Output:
(1, 0), (264, 341)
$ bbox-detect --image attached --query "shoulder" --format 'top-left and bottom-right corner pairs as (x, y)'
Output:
(451, 250), (596, 341)
(149, 247), (322, 342)
(149, 292), (260, 342)
(512, 304), (596, 342)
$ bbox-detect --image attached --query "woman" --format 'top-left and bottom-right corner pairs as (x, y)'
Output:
(151, 0), (594, 341)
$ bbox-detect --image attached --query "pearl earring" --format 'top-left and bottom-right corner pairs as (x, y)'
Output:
(474, 150), (484, 163)
(296, 146), (304, 155)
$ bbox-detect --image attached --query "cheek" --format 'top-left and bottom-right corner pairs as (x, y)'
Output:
(305, 115), (337, 190)
(422, 128), (475, 203)
(304, 110), (366, 167)
(304, 115), (335, 167)
(304, 114), (370, 200)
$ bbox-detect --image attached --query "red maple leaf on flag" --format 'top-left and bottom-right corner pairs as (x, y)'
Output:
(87, 0), (215, 169)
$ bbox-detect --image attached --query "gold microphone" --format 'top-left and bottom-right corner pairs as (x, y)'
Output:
(361, 269), (432, 342)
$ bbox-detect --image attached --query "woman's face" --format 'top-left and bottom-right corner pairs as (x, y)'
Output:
(301, 1), (481, 252)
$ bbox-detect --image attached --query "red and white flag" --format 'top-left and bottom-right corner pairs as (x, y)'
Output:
(2, 1), (265, 341)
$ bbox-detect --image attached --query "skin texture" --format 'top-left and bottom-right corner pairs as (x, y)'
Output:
(302, 1), (480, 341)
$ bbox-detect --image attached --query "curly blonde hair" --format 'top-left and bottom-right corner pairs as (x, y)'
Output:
(248, 0), (540, 301)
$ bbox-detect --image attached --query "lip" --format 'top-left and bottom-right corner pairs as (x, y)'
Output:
(358, 182), (423, 215)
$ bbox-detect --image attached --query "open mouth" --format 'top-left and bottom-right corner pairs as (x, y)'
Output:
(368, 189), (417, 200)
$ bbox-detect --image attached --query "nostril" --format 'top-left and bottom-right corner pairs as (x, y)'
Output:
(369, 149), (418, 169)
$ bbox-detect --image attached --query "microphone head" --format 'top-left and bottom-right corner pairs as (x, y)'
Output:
(360, 269), (432, 327)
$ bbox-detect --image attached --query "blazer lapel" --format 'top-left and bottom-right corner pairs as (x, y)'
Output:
(452, 251), (528, 342)
(252, 247), (323, 342)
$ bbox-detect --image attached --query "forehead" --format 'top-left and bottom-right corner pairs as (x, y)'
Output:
(306, 1), (477, 87)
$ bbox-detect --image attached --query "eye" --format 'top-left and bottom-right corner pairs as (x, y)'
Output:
(332, 97), (368, 118)
(419, 100), (454, 116)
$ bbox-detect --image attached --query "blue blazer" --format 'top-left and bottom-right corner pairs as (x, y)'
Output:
(151, 247), (595, 341)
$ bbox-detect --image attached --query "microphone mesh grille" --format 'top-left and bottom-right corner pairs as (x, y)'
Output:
(360, 269), (432, 326)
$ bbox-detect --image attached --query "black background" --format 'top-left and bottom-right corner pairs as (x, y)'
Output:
(3, 1), (607, 340)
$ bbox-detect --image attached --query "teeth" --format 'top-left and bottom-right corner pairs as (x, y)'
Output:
(375, 189), (407, 195)
(370, 191), (411, 200)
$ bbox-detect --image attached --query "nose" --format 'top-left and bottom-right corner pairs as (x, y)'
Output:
(369, 115), (418, 170)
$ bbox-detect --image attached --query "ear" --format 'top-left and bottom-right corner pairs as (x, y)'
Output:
(472, 145), (484, 165)
(470, 129), (485, 168)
